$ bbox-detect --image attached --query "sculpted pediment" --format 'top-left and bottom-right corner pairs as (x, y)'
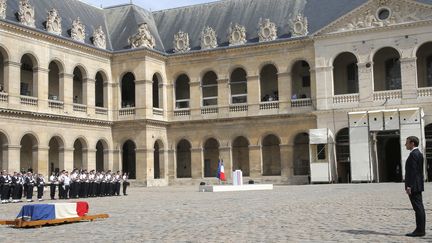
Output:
(128, 23), (155, 49)
(18, 0), (35, 27)
(319, 0), (432, 34)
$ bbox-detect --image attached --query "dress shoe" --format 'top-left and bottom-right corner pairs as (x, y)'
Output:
(406, 232), (425, 237)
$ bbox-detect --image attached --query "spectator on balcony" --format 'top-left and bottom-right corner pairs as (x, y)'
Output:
(73, 95), (78, 103)
(300, 94), (307, 99)
(0, 85), (4, 93)
(291, 94), (298, 100)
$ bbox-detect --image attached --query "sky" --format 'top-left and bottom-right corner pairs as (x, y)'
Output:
(80, 0), (221, 11)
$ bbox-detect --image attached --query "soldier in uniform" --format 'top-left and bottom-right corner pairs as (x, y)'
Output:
(1, 170), (12, 203)
(14, 172), (24, 202)
(62, 171), (71, 199)
(122, 172), (129, 196)
(25, 172), (35, 202)
(114, 171), (121, 196)
(49, 172), (58, 200)
(36, 173), (45, 201)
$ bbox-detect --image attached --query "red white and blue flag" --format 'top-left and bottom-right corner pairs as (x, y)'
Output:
(217, 159), (226, 181)
(17, 202), (89, 221)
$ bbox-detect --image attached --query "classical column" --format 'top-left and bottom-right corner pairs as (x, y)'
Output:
(60, 72), (74, 113)
(248, 145), (261, 177)
(4, 61), (21, 106)
(104, 149), (115, 172)
(280, 144), (294, 178)
(35, 146), (49, 176)
(277, 72), (292, 112)
(219, 146), (232, 180)
(5, 145), (20, 173)
(35, 67), (49, 110)
(84, 78), (96, 115)
(191, 147), (203, 179)
(313, 66), (333, 110)
(135, 147), (148, 181)
(217, 78), (229, 114)
(134, 79), (152, 119)
(357, 62), (374, 106)
(59, 147), (74, 172)
(83, 148), (96, 171)
(167, 148), (175, 181)
(145, 147), (154, 180)
(400, 57), (418, 103)
(190, 81), (201, 119)
(247, 75), (260, 113)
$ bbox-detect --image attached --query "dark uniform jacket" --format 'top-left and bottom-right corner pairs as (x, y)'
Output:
(405, 148), (424, 193)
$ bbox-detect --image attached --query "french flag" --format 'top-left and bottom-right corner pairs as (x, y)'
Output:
(217, 159), (226, 181)
(17, 202), (89, 221)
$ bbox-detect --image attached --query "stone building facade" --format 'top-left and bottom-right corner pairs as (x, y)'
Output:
(0, 0), (431, 185)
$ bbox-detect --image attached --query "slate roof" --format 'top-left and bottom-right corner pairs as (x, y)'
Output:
(1, 0), (431, 53)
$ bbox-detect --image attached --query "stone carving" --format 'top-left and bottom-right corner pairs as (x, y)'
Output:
(128, 23), (155, 49)
(0, 0), (6, 20)
(200, 26), (218, 50)
(332, 0), (432, 33)
(228, 23), (247, 46)
(71, 17), (86, 42)
(173, 31), (190, 53)
(290, 14), (308, 37)
(18, 0), (35, 27)
(258, 18), (277, 42)
(46, 8), (62, 35)
(92, 26), (106, 49)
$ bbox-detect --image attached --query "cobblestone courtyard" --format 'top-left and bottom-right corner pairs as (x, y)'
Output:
(1, 183), (432, 242)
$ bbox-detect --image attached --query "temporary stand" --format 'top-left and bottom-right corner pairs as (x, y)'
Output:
(0, 214), (109, 228)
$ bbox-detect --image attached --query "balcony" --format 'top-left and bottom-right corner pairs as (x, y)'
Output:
(153, 107), (164, 116)
(174, 109), (190, 117)
(20, 95), (38, 106)
(119, 107), (135, 116)
(259, 101), (279, 110)
(48, 100), (64, 110)
(291, 98), (312, 107)
(73, 103), (87, 113)
(0, 92), (8, 103)
(201, 106), (218, 114)
(418, 87), (432, 97)
(333, 94), (359, 104)
(229, 104), (248, 112)
(373, 90), (402, 101)
(95, 107), (108, 115)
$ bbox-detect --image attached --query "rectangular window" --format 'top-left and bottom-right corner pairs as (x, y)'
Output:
(317, 144), (326, 160)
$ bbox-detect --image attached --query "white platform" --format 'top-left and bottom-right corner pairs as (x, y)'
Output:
(199, 184), (273, 192)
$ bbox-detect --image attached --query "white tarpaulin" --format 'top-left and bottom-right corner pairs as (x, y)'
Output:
(309, 128), (329, 144)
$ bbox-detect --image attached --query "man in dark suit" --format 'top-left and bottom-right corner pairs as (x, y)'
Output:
(405, 136), (426, 237)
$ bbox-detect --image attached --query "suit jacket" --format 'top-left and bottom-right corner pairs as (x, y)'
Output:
(405, 149), (424, 193)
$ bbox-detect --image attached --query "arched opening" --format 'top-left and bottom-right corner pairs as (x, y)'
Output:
(20, 134), (38, 173)
(373, 47), (401, 91)
(48, 61), (61, 101)
(176, 139), (191, 178)
(291, 61), (311, 99)
(333, 52), (359, 95)
(48, 136), (64, 174)
(293, 133), (310, 176)
(232, 136), (250, 176)
(95, 72), (105, 107)
(154, 140), (164, 179)
(73, 138), (87, 170)
(230, 68), (247, 104)
(175, 74), (190, 109)
(0, 132), (8, 171)
(416, 42), (432, 88)
(152, 73), (161, 108)
(375, 131), (401, 182)
(96, 140), (107, 172)
(336, 128), (350, 183)
(121, 72), (135, 108)
(122, 140), (136, 179)
(260, 64), (278, 102)
(425, 124), (432, 181)
(262, 134), (281, 176)
(20, 54), (37, 97)
(0, 48), (5, 92)
(204, 138), (219, 177)
(202, 71), (218, 106)
(73, 67), (85, 104)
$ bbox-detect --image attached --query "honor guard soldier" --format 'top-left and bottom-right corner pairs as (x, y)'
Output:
(36, 174), (45, 201)
(49, 172), (58, 200)
(25, 172), (35, 202)
(115, 171), (121, 196)
(1, 170), (12, 203)
(62, 171), (71, 199)
(122, 172), (129, 196)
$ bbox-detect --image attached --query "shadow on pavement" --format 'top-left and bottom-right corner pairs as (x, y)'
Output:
(340, 230), (397, 236)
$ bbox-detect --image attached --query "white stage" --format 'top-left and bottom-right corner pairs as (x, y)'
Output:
(199, 184), (273, 192)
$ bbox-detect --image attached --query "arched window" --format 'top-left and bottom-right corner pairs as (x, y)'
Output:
(260, 64), (278, 102)
(293, 133), (310, 176)
(95, 72), (105, 107)
(0, 48), (6, 92)
(373, 47), (401, 91)
(122, 140), (136, 179)
(73, 67), (85, 104)
(291, 61), (311, 99)
(121, 73), (135, 108)
(20, 134), (38, 172)
(176, 139), (191, 178)
(175, 74), (190, 109)
(96, 140), (108, 172)
(49, 136), (64, 174)
(262, 134), (281, 176)
(0, 132), (8, 171)
(333, 52), (358, 95)
(73, 138), (87, 170)
(232, 136), (250, 176)
(416, 42), (432, 88)
(204, 138), (219, 177)
(48, 61), (62, 101)
(230, 68), (247, 104)
(20, 54), (37, 97)
(202, 71), (218, 106)
(152, 74), (162, 108)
